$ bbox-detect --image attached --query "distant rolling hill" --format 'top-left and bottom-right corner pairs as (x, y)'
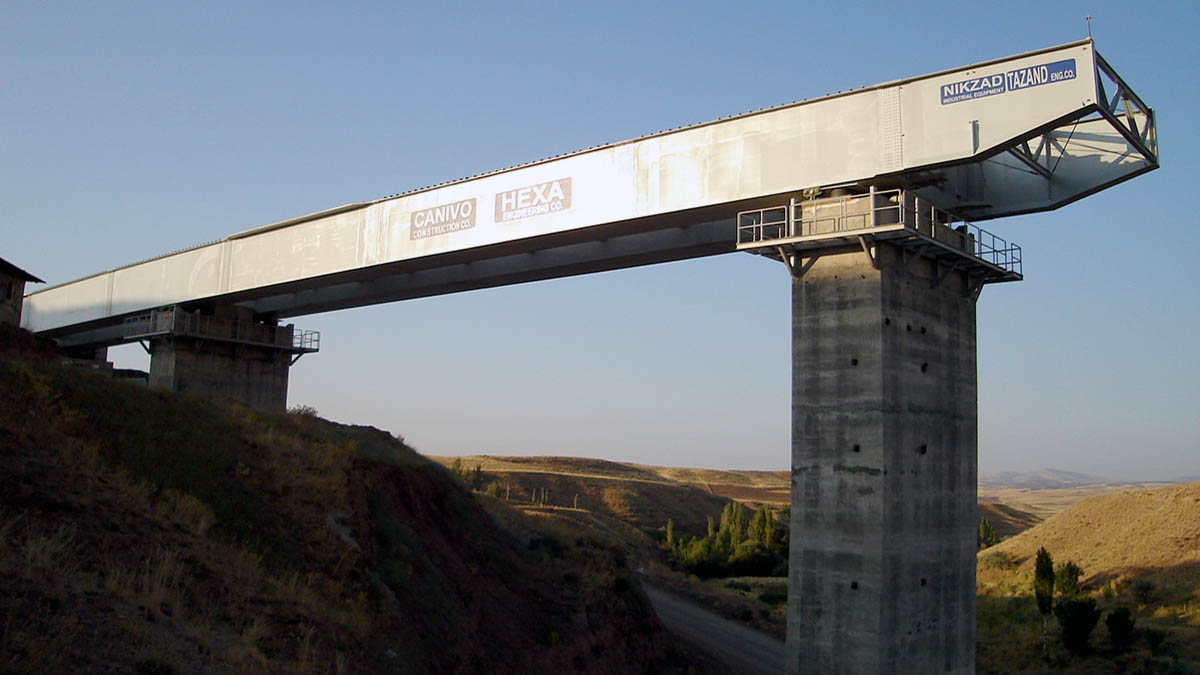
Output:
(429, 455), (740, 537)
(435, 456), (1047, 540)
(983, 481), (1200, 593)
(978, 502), (1041, 538)
(979, 468), (1112, 489)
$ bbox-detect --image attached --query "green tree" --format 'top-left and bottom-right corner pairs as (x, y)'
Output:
(665, 519), (675, 550)
(978, 516), (999, 549)
(747, 505), (771, 545)
(772, 505), (790, 555)
(484, 481), (501, 498)
(471, 464), (483, 491)
(1055, 561), (1084, 600)
(731, 502), (748, 546)
(1034, 547), (1055, 653)
(706, 515), (716, 539)
(450, 457), (465, 481)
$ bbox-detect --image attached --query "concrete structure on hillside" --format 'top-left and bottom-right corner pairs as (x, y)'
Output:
(0, 257), (43, 327)
(21, 40), (1157, 673)
(124, 306), (317, 408)
(738, 192), (991, 671)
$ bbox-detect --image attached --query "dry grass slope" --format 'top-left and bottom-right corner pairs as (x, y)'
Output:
(978, 502), (1042, 539)
(986, 482), (1200, 591)
(976, 482), (1200, 673)
(0, 341), (686, 674)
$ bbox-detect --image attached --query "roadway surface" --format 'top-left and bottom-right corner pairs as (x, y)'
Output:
(644, 584), (786, 674)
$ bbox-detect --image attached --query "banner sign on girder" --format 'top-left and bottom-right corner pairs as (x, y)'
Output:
(941, 58), (1077, 105)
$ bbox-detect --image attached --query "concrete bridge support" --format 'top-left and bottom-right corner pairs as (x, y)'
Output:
(148, 336), (293, 410)
(786, 243), (977, 674)
(141, 306), (316, 411)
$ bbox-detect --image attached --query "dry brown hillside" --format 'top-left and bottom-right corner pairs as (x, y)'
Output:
(431, 456), (735, 537)
(978, 502), (1041, 539)
(976, 482), (1200, 672)
(0, 348), (689, 673)
(985, 481), (1200, 592)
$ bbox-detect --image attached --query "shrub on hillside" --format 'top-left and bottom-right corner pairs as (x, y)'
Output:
(980, 550), (1014, 571)
(1131, 578), (1158, 604)
(1105, 607), (1135, 650)
(1055, 561), (1084, 600)
(1054, 598), (1102, 653)
(1144, 627), (1166, 653)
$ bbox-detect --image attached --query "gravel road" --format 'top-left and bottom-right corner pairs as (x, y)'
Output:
(644, 584), (785, 674)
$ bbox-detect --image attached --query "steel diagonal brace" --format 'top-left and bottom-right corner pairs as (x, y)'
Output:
(777, 246), (820, 280)
(1095, 53), (1158, 164)
(965, 278), (985, 301)
(899, 241), (926, 273)
(1007, 138), (1053, 179)
(931, 258), (960, 289)
(858, 236), (880, 270)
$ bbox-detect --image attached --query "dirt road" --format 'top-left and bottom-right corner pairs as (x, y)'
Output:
(644, 585), (785, 674)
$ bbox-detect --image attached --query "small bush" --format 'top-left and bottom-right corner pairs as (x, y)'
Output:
(1131, 579), (1158, 604)
(1106, 607), (1135, 650)
(1054, 598), (1101, 653)
(134, 659), (179, 675)
(980, 550), (1014, 570)
(1145, 627), (1167, 652)
(758, 590), (787, 606)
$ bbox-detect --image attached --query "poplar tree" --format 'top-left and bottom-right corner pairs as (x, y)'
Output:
(978, 517), (999, 548)
(1034, 547), (1055, 653)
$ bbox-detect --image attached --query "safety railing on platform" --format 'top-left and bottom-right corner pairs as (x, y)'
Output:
(736, 189), (1021, 276)
(293, 330), (320, 352)
(123, 307), (320, 352)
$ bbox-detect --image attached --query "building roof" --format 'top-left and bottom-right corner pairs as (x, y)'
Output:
(0, 257), (45, 283)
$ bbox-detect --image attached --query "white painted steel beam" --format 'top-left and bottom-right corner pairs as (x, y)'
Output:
(24, 39), (1157, 343)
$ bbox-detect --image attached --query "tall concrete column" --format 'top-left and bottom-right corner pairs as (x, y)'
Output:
(786, 242), (977, 674)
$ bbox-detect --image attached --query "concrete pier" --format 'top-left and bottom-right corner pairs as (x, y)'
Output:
(140, 306), (316, 411)
(786, 243), (977, 674)
(148, 336), (293, 410)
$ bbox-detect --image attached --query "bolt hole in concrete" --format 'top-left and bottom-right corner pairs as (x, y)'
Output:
(921, 579), (927, 587)
(852, 444), (861, 453)
(920, 326), (926, 334)
(919, 444), (928, 455)
(921, 362), (928, 373)
(851, 358), (859, 366)
(851, 581), (859, 590)
(906, 324), (912, 332)
(884, 317), (891, 325)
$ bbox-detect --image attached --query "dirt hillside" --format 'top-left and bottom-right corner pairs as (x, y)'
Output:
(985, 481), (1200, 592)
(433, 455), (741, 537)
(978, 502), (1041, 538)
(0, 349), (686, 673)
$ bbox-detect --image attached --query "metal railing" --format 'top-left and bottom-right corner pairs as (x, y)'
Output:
(293, 330), (320, 352)
(737, 189), (1021, 276)
(123, 307), (320, 352)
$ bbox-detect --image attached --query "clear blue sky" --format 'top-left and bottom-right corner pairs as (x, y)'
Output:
(3, 1), (1197, 480)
